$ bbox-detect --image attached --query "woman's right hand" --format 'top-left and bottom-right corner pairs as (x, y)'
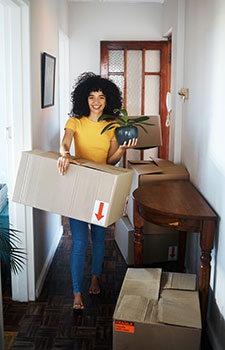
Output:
(57, 154), (80, 175)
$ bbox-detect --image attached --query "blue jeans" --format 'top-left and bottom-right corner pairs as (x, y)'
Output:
(69, 218), (106, 293)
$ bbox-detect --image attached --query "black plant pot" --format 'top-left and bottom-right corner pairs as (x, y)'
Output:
(115, 126), (139, 145)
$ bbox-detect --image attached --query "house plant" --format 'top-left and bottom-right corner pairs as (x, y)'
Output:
(0, 225), (26, 274)
(0, 225), (26, 349)
(98, 108), (153, 145)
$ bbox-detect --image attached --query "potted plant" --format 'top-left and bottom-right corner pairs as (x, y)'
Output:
(0, 225), (26, 349)
(98, 108), (153, 145)
(0, 226), (26, 274)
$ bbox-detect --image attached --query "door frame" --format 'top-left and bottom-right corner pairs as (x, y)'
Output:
(1, 0), (35, 301)
(100, 41), (170, 159)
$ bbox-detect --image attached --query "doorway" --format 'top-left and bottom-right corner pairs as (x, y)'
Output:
(100, 41), (171, 161)
(0, 0), (34, 301)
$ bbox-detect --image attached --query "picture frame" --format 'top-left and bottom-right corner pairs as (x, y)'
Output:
(41, 52), (56, 108)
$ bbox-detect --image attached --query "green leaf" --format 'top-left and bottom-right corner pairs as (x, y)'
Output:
(0, 226), (27, 274)
(138, 122), (155, 126)
(135, 124), (149, 134)
(113, 108), (128, 117)
(97, 114), (113, 122)
(120, 109), (128, 117)
(128, 116), (150, 123)
(115, 116), (126, 125)
(113, 108), (120, 114)
(100, 122), (117, 134)
(106, 126), (117, 131)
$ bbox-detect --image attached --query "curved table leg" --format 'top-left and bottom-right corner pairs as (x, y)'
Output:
(178, 231), (187, 272)
(199, 220), (216, 327)
(133, 200), (144, 267)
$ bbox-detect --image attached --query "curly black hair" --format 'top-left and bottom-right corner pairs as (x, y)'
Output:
(70, 72), (123, 118)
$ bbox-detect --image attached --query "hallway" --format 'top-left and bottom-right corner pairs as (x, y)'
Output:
(3, 220), (213, 349)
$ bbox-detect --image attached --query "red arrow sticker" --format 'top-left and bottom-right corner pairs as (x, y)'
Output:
(95, 202), (104, 221)
(91, 200), (109, 226)
(168, 246), (178, 261)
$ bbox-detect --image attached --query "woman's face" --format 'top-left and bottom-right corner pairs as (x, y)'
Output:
(88, 90), (106, 116)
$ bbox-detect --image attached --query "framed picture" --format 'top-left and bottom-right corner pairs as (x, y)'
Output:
(41, 52), (56, 108)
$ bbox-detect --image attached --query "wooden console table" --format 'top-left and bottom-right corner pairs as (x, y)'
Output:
(133, 180), (218, 326)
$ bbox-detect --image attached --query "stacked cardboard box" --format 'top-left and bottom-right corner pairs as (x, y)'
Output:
(115, 158), (189, 264)
(113, 268), (202, 350)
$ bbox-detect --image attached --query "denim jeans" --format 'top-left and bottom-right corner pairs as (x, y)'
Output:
(69, 218), (106, 293)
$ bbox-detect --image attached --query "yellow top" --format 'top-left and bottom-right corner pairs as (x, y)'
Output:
(65, 116), (117, 164)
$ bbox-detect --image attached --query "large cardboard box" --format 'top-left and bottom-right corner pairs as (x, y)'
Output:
(115, 216), (178, 265)
(132, 115), (162, 150)
(12, 150), (134, 227)
(126, 158), (189, 232)
(113, 268), (201, 350)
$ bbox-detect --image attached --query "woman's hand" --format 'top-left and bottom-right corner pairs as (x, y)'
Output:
(57, 154), (80, 176)
(107, 138), (138, 165)
(119, 138), (138, 150)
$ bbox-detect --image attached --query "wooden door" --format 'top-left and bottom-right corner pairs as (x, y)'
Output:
(100, 41), (170, 160)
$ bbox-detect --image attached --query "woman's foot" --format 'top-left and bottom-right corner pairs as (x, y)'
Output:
(89, 275), (101, 294)
(73, 292), (84, 310)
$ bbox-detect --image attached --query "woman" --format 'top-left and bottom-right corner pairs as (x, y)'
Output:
(57, 72), (137, 309)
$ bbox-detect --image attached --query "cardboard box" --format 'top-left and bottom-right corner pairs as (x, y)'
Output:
(131, 115), (162, 150)
(113, 268), (201, 350)
(115, 216), (178, 265)
(126, 158), (189, 230)
(12, 150), (134, 227)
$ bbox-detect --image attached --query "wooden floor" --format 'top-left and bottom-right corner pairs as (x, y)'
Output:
(3, 219), (213, 349)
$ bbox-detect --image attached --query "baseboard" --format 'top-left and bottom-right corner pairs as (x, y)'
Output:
(35, 225), (63, 298)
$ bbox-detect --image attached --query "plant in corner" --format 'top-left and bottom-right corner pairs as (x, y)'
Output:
(0, 225), (26, 349)
(0, 225), (26, 275)
(98, 108), (153, 145)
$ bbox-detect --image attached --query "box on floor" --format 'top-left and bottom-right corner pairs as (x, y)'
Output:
(126, 158), (189, 232)
(12, 150), (134, 227)
(115, 216), (178, 265)
(113, 268), (201, 350)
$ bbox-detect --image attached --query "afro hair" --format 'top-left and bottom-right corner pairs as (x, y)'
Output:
(70, 72), (123, 118)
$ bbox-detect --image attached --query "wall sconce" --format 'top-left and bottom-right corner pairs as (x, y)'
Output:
(178, 88), (189, 102)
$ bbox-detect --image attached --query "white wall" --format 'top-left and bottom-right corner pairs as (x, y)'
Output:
(69, 2), (163, 89)
(163, 0), (185, 163)
(29, 0), (69, 295)
(164, 0), (225, 348)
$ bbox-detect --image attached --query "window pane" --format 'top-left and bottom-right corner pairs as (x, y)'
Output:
(145, 50), (160, 72)
(109, 50), (124, 73)
(145, 75), (160, 115)
(109, 74), (124, 100)
(127, 50), (142, 115)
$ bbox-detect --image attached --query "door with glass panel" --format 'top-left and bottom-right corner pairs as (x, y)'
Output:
(100, 41), (170, 161)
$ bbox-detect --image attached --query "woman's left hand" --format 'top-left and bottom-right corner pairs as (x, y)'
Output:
(119, 138), (138, 150)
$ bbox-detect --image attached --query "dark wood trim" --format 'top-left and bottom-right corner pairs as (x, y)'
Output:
(108, 72), (124, 76)
(144, 72), (161, 76)
(141, 49), (145, 115)
(124, 49), (127, 110)
(100, 41), (109, 78)
(101, 41), (166, 50)
(159, 41), (169, 159)
(141, 49), (145, 161)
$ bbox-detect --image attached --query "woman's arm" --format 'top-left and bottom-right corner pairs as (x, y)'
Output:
(107, 138), (138, 165)
(57, 128), (80, 175)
